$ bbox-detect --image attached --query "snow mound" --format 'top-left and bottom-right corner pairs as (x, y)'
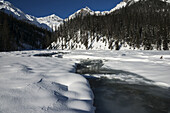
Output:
(0, 51), (94, 113)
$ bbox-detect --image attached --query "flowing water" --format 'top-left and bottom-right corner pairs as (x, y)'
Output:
(76, 59), (170, 113)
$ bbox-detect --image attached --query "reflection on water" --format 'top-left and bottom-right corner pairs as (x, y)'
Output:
(76, 59), (170, 113)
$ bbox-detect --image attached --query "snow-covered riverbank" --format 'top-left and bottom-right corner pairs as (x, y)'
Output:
(64, 50), (170, 87)
(0, 50), (94, 113)
(0, 50), (170, 113)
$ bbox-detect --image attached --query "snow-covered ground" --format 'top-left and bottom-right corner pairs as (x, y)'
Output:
(0, 50), (94, 113)
(64, 50), (170, 87)
(0, 50), (170, 113)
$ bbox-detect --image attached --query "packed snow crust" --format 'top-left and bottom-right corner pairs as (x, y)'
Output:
(0, 51), (94, 113)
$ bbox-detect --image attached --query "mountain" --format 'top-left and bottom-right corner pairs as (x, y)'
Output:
(65, 7), (109, 21)
(50, 0), (170, 50)
(110, 0), (170, 12)
(0, 0), (48, 29)
(0, 0), (63, 31)
(37, 14), (63, 31)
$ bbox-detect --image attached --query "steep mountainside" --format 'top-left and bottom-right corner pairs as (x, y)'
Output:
(0, 0), (63, 31)
(65, 7), (109, 21)
(50, 0), (170, 50)
(37, 14), (63, 31)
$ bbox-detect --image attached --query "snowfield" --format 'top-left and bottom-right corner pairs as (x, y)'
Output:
(0, 50), (170, 113)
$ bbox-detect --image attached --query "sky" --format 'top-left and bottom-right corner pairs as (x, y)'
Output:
(7, 0), (122, 19)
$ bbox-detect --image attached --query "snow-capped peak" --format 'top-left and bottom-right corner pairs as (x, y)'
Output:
(110, 0), (170, 13)
(65, 6), (110, 20)
(110, 1), (127, 12)
(0, 0), (27, 18)
(38, 14), (63, 21)
(37, 14), (63, 31)
(0, 0), (47, 28)
(109, 0), (140, 12)
(47, 14), (62, 20)
(82, 6), (92, 12)
(67, 6), (93, 20)
(0, 0), (63, 31)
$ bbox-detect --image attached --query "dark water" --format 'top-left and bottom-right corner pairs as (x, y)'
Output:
(33, 52), (58, 57)
(88, 78), (170, 113)
(33, 51), (70, 57)
(76, 59), (170, 113)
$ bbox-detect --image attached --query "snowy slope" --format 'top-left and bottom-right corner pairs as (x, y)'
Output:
(0, 0), (51, 30)
(37, 14), (63, 31)
(0, 0), (37, 22)
(48, 31), (166, 50)
(66, 7), (93, 20)
(0, 0), (32, 21)
(65, 7), (109, 21)
(109, 0), (141, 12)
(110, 0), (170, 12)
(47, 32), (111, 50)
(0, 0), (63, 31)
(110, 1), (127, 12)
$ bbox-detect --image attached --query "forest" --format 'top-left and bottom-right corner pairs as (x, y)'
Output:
(0, 11), (51, 51)
(53, 0), (170, 50)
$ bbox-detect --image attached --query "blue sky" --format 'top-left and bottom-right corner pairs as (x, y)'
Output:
(7, 0), (122, 19)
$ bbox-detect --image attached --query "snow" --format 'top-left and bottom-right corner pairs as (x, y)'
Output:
(65, 7), (93, 20)
(0, 0), (49, 29)
(65, 7), (109, 21)
(0, 0), (62, 31)
(162, 0), (170, 3)
(110, 1), (127, 12)
(63, 50), (170, 88)
(37, 14), (63, 31)
(0, 50), (170, 112)
(0, 51), (94, 113)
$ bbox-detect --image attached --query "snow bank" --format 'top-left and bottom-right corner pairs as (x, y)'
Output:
(0, 51), (94, 113)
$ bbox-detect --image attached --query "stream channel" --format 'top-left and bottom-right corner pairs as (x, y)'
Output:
(75, 59), (170, 113)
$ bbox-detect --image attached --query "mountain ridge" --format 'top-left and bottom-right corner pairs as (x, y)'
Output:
(0, 0), (63, 31)
(37, 14), (63, 31)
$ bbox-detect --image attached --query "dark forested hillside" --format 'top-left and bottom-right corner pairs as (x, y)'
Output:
(52, 0), (170, 50)
(0, 11), (52, 52)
